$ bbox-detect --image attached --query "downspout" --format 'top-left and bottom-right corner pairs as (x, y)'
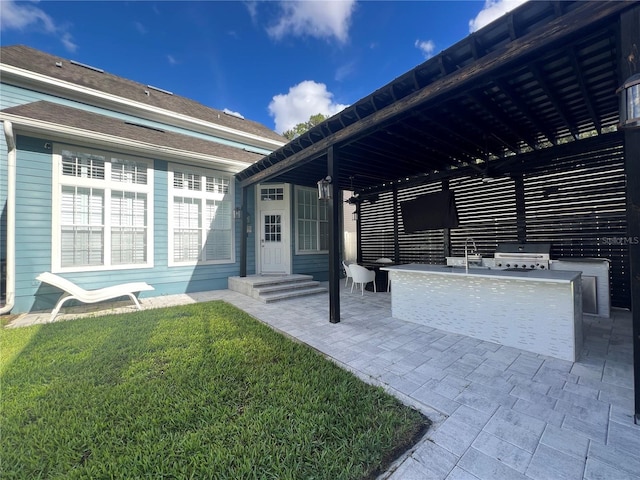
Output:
(0, 121), (16, 314)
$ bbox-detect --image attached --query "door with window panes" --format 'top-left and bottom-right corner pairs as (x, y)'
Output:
(258, 185), (289, 274)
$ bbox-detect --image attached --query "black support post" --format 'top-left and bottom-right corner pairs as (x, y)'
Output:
(627, 128), (640, 425)
(327, 146), (341, 323)
(620, 4), (640, 424)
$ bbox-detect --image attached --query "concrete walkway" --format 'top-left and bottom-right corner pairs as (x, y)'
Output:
(7, 285), (640, 480)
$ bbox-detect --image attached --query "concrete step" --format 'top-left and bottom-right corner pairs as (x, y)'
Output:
(228, 275), (327, 303)
(258, 286), (327, 303)
(253, 280), (321, 295)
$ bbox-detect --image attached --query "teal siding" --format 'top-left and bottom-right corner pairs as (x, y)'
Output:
(0, 134), (6, 265)
(153, 160), (169, 269)
(1, 73), (274, 312)
(0, 83), (42, 109)
(292, 254), (329, 281)
(0, 84), (270, 282)
(0, 83), (28, 266)
(14, 135), (54, 312)
(9, 134), (260, 313)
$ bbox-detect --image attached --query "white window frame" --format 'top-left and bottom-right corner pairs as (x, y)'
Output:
(52, 144), (154, 272)
(295, 186), (329, 254)
(168, 165), (235, 266)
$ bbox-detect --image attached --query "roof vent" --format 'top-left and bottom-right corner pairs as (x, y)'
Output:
(243, 148), (267, 155)
(70, 60), (104, 73)
(124, 121), (165, 133)
(55, 61), (63, 68)
(146, 85), (173, 95)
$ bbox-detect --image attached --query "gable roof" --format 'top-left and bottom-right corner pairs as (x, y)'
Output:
(2, 101), (264, 168)
(0, 44), (285, 145)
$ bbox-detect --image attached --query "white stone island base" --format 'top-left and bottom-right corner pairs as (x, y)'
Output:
(384, 264), (583, 362)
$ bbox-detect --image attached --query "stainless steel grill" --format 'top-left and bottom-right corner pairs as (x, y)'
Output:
(494, 243), (551, 271)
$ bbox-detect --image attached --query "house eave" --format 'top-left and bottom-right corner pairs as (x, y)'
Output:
(0, 113), (252, 172)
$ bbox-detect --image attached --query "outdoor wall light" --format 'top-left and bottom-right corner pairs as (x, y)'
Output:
(233, 206), (243, 219)
(317, 176), (332, 200)
(617, 73), (640, 129)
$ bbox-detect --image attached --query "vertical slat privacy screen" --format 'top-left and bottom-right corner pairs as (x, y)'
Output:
(358, 140), (629, 308)
(449, 176), (519, 255)
(524, 144), (628, 307)
(360, 191), (396, 261)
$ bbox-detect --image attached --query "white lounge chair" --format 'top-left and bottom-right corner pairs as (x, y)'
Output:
(36, 272), (154, 322)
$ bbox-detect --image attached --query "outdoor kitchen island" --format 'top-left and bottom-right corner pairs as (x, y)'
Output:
(382, 264), (583, 362)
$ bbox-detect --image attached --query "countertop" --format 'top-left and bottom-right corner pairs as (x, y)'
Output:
(382, 263), (581, 283)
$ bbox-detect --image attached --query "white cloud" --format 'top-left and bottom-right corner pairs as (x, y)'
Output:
(469, 0), (529, 33)
(223, 108), (245, 119)
(0, 0), (55, 32)
(415, 39), (435, 59)
(0, 0), (77, 51)
(245, 1), (259, 24)
(335, 62), (355, 82)
(60, 32), (77, 53)
(167, 54), (178, 65)
(268, 80), (349, 133)
(134, 21), (148, 35)
(267, 0), (356, 43)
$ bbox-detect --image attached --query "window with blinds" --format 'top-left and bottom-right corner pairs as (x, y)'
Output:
(54, 147), (152, 271)
(60, 186), (104, 267)
(296, 187), (328, 253)
(169, 167), (234, 265)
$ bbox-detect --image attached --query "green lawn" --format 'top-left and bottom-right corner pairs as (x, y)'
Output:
(1, 301), (428, 479)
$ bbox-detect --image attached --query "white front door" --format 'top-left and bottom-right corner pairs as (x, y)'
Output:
(260, 210), (287, 274)
(257, 184), (291, 274)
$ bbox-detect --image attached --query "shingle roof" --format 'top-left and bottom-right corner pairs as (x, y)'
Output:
(0, 44), (285, 143)
(2, 101), (264, 166)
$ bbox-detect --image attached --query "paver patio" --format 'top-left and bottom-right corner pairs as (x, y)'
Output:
(8, 283), (640, 480)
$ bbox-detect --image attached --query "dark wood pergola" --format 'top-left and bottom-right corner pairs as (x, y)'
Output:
(236, 1), (640, 422)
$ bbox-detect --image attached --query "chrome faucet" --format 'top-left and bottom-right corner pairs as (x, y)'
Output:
(465, 237), (478, 273)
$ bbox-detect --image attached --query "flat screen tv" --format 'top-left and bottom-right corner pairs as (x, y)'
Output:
(400, 191), (459, 233)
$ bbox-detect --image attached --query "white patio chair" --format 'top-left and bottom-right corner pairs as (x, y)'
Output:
(36, 272), (154, 322)
(349, 264), (376, 295)
(342, 260), (353, 287)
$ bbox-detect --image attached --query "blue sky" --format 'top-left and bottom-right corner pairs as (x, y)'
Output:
(0, 0), (526, 134)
